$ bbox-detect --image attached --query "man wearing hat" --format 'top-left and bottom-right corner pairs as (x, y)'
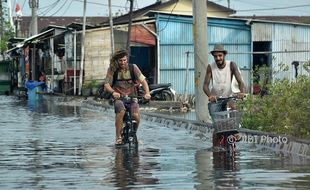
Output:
(104, 49), (151, 145)
(203, 44), (246, 147)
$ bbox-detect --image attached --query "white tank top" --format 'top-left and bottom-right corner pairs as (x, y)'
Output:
(210, 60), (233, 97)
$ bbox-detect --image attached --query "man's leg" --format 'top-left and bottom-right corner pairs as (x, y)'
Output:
(131, 100), (140, 132)
(227, 99), (237, 110)
(208, 101), (225, 148)
(115, 110), (125, 139)
(114, 100), (126, 144)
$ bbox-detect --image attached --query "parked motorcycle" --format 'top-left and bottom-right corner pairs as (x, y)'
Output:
(138, 83), (176, 101)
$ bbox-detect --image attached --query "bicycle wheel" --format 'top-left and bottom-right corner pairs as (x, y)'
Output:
(128, 130), (138, 148)
(121, 125), (129, 144)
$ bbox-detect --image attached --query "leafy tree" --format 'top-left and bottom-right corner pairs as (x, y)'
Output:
(0, 6), (15, 58)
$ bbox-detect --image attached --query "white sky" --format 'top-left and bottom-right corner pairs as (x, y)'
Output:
(7, 0), (310, 17)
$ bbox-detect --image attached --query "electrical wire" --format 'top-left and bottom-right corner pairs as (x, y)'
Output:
(39, 0), (61, 16)
(72, 0), (126, 9)
(49, 0), (69, 16)
(237, 4), (310, 12)
(60, 0), (74, 16)
(210, 0), (310, 15)
(157, 1), (178, 33)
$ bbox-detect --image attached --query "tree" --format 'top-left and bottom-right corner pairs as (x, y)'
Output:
(0, 5), (15, 59)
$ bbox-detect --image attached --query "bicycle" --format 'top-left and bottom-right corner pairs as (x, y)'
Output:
(210, 96), (243, 156)
(118, 95), (146, 148)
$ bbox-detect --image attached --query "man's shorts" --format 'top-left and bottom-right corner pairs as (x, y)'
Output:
(114, 98), (139, 114)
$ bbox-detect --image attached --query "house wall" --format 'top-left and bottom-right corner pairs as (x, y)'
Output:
(252, 22), (310, 81)
(84, 28), (112, 83)
(156, 14), (251, 95)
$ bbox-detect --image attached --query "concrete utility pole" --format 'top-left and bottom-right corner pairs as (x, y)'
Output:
(0, 1), (3, 42)
(126, 0), (134, 52)
(29, 0), (38, 36)
(78, 0), (87, 95)
(108, 0), (114, 54)
(192, 0), (210, 122)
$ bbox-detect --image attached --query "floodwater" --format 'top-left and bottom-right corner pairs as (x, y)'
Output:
(1, 95), (310, 190)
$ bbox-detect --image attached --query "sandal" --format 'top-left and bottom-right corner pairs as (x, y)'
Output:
(115, 137), (123, 145)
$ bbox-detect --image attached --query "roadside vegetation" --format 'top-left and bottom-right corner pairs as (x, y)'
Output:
(239, 61), (310, 138)
(0, 8), (15, 58)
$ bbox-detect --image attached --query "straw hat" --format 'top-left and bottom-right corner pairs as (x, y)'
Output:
(210, 44), (228, 55)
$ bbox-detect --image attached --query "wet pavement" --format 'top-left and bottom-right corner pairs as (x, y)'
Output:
(1, 95), (310, 189)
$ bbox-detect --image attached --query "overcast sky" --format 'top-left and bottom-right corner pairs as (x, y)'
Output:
(9, 0), (310, 17)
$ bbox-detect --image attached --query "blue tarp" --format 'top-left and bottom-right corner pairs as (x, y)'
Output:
(26, 81), (46, 90)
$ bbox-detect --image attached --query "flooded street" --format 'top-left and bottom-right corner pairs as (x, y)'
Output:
(1, 95), (310, 189)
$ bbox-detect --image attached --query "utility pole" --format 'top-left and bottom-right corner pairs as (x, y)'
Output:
(78, 0), (87, 95)
(0, 1), (3, 42)
(29, 0), (38, 36)
(0, 1), (3, 59)
(29, 0), (38, 80)
(108, 0), (114, 54)
(192, 0), (209, 122)
(126, 0), (134, 52)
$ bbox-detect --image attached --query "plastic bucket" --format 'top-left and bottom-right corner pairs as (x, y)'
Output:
(27, 85), (43, 100)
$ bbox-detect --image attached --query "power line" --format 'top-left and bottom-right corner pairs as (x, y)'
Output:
(35, 0), (131, 16)
(50, 0), (69, 16)
(157, 1), (178, 33)
(61, 0), (74, 16)
(39, 0), (61, 16)
(72, 0), (126, 9)
(236, 4), (310, 12)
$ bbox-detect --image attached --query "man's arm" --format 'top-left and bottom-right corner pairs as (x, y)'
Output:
(104, 82), (114, 94)
(103, 68), (118, 98)
(140, 79), (151, 99)
(133, 64), (151, 100)
(231, 62), (246, 93)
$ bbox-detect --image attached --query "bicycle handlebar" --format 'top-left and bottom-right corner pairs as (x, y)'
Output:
(216, 93), (246, 101)
(116, 94), (150, 104)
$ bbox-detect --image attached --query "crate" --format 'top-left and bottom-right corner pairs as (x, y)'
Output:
(212, 111), (242, 134)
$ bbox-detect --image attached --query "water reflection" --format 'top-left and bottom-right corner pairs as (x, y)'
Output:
(194, 149), (241, 189)
(110, 147), (160, 189)
(15, 97), (81, 117)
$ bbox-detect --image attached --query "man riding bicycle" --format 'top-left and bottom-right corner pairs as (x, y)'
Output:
(203, 44), (246, 147)
(104, 49), (151, 145)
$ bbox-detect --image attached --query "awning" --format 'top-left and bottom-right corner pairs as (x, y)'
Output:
(6, 28), (55, 54)
(6, 43), (24, 53)
(23, 28), (55, 43)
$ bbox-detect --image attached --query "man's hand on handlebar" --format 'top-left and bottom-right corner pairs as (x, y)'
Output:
(144, 93), (151, 100)
(112, 91), (121, 99)
(237, 92), (246, 100)
(208, 93), (246, 103)
(209, 95), (217, 103)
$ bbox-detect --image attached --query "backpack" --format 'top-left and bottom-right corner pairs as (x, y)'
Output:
(112, 64), (136, 86)
(99, 64), (136, 99)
